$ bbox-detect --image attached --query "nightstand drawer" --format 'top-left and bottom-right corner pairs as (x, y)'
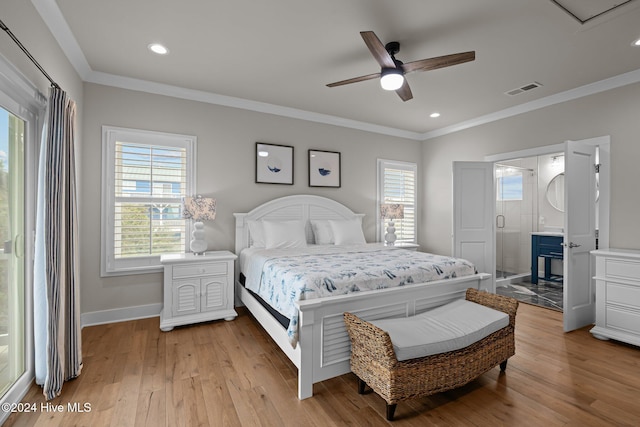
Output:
(172, 262), (227, 279)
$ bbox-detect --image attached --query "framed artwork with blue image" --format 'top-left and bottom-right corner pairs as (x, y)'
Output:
(256, 142), (294, 184)
(309, 149), (340, 187)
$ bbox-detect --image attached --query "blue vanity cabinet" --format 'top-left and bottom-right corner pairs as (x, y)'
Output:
(531, 234), (564, 284)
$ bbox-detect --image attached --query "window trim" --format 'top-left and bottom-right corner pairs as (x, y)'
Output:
(101, 126), (196, 276)
(376, 159), (418, 244)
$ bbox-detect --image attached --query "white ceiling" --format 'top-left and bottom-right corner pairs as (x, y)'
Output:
(35, 0), (640, 140)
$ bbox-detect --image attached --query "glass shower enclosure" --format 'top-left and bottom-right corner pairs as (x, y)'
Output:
(495, 161), (536, 283)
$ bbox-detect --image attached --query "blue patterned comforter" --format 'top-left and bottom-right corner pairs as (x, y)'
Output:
(241, 244), (477, 347)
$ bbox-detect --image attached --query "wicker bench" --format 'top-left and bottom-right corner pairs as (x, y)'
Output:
(343, 288), (519, 421)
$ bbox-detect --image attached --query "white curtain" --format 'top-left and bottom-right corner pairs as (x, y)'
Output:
(33, 86), (82, 400)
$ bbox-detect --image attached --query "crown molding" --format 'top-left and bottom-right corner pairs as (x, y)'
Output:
(86, 71), (424, 140)
(32, 0), (640, 143)
(32, 0), (92, 79)
(420, 67), (640, 140)
(31, 0), (423, 141)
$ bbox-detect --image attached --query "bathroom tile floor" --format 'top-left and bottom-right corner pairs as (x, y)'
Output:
(496, 279), (563, 311)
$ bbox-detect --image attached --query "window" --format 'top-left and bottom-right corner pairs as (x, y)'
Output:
(101, 126), (195, 276)
(377, 159), (417, 244)
(497, 170), (523, 201)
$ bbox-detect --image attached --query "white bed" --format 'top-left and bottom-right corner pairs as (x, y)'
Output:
(234, 195), (491, 400)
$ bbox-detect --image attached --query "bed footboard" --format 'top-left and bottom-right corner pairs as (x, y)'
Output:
(239, 273), (491, 400)
(293, 272), (491, 399)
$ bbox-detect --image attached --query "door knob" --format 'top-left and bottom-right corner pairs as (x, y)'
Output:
(562, 242), (581, 248)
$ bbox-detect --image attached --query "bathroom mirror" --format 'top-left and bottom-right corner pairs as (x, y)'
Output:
(546, 173), (565, 212)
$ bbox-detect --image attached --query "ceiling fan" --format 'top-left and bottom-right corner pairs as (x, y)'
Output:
(327, 31), (475, 102)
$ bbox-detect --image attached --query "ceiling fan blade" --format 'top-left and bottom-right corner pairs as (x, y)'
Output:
(401, 51), (475, 74)
(360, 31), (396, 69)
(396, 80), (413, 102)
(326, 72), (381, 87)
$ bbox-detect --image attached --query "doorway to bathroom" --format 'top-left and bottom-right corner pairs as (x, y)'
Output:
(494, 154), (565, 311)
(454, 137), (608, 331)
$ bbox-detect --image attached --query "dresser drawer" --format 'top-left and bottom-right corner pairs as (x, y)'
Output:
(605, 306), (640, 335)
(591, 249), (640, 345)
(172, 262), (227, 279)
(605, 282), (640, 305)
(604, 259), (640, 281)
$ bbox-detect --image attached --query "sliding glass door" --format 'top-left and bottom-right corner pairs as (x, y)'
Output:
(0, 107), (25, 397)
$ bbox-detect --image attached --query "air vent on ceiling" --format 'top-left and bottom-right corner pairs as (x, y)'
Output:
(505, 81), (543, 96)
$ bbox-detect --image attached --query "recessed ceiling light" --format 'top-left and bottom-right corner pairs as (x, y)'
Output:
(633, 38), (640, 47)
(430, 112), (441, 118)
(148, 43), (169, 55)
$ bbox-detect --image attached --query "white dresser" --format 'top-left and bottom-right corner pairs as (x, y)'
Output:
(590, 248), (640, 346)
(160, 251), (237, 331)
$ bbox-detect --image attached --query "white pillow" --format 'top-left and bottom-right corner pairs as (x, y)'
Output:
(328, 218), (366, 245)
(247, 220), (266, 247)
(263, 220), (308, 249)
(310, 220), (334, 245)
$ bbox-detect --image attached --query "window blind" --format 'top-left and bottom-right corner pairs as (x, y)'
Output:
(113, 142), (187, 258)
(379, 160), (417, 243)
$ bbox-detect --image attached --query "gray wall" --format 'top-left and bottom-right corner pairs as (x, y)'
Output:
(80, 83), (422, 314)
(0, 1), (83, 103)
(4, 0), (640, 318)
(420, 81), (640, 257)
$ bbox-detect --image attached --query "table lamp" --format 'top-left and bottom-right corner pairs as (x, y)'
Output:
(380, 203), (404, 246)
(182, 195), (216, 255)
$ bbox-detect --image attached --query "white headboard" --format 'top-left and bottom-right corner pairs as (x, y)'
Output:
(234, 195), (365, 255)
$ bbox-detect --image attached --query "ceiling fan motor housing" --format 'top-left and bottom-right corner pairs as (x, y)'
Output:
(385, 41), (400, 56)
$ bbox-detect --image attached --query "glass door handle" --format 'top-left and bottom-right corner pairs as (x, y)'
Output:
(496, 215), (505, 228)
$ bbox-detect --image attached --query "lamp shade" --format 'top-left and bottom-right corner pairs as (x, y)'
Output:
(380, 203), (404, 220)
(182, 196), (216, 221)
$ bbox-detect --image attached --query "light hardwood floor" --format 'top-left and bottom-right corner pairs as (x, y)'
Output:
(4, 302), (640, 426)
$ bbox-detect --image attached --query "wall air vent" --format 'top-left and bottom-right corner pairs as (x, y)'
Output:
(505, 82), (543, 96)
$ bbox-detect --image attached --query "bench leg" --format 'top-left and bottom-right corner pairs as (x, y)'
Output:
(386, 404), (397, 421)
(357, 378), (366, 394)
(500, 360), (508, 371)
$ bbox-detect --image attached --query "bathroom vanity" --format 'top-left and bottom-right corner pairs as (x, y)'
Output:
(531, 232), (564, 284)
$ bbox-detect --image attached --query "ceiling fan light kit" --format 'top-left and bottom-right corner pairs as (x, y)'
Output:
(380, 68), (404, 90)
(327, 31), (476, 102)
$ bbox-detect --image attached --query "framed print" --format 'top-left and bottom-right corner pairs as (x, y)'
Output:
(309, 150), (341, 187)
(256, 142), (294, 185)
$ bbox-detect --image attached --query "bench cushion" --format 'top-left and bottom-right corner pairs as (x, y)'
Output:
(369, 299), (510, 361)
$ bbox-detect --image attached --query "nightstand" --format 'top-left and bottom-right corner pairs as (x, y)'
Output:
(160, 251), (237, 331)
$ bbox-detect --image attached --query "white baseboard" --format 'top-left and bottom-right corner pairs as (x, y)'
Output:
(81, 303), (161, 328)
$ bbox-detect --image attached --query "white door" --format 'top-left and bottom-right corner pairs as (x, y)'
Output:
(563, 140), (597, 331)
(453, 162), (495, 293)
